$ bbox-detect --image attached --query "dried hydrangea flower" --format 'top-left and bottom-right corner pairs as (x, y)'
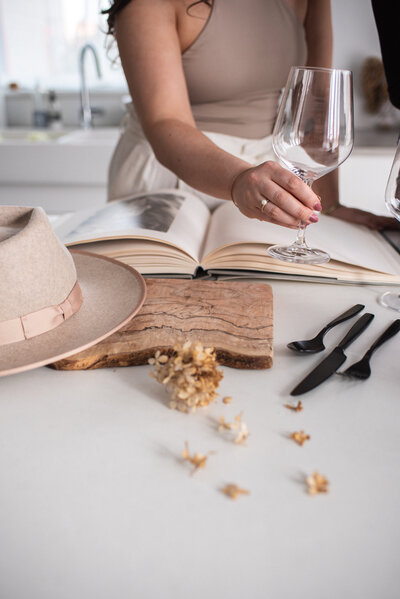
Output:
(221, 483), (250, 500)
(306, 471), (329, 495)
(149, 341), (223, 413)
(222, 396), (233, 405)
(148, 350), (169, 366)
(182, 441), (210, 475)
(284, 401), (303, 412)
(290, 430), (311, 446)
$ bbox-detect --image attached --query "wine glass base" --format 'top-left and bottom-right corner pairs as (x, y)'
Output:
(267, 244), (330, 265)
(379, 291), (400, 312)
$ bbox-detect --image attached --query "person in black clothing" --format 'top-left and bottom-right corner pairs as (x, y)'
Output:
(371, 0), (400, 109)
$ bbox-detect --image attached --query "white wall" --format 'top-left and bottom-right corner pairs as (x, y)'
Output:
(331, 0), (399, 129)
(0, 91), (5, 127)
(1, 0), (399, 131)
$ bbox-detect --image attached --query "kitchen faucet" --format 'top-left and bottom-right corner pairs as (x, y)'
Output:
(79, 44), (102, 129)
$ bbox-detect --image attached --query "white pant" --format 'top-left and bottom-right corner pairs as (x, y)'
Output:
(108, 103), (276, 211)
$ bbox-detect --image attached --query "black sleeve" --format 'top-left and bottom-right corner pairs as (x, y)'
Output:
(371, 0), (400, 109)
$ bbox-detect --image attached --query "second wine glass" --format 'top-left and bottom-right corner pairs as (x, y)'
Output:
(268, 66), (354, 264)
(379, 138), (400, 311)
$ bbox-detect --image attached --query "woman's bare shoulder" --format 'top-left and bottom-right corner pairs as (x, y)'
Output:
(114, 0), (209, 22)
(114, 0), (178, 23)
(115, 0), (211, 53)
(282, 0), (308, 24)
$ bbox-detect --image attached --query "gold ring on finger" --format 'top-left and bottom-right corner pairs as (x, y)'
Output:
(260, 198), (269, 212)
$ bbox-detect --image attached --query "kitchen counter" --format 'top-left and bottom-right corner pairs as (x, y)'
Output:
(1, 279), (399, 599)
(0, 127), (120, 211)
(0, 126), (398, 216)
(354, 127), (399, 148)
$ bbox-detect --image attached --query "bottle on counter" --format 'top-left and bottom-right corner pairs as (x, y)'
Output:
(32, 82), (48, 129)
(47, 90), (63, 130)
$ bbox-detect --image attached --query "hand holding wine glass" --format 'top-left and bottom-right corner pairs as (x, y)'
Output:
(268, 66), (354, 264)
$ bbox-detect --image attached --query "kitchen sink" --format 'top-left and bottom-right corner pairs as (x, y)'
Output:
(0, 128), (73, 143)
(58, 128), (120, 145)
(0, 127), (120, 187)
(0, 127), (120, 145)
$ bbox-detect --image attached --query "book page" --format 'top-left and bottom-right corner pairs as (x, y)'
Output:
(69, 239), (198, 275)
(202, 201), (400, 276)
(55, 189), (210, 263)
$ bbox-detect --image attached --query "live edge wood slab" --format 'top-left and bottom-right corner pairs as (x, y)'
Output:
(51, 279), (273, 371)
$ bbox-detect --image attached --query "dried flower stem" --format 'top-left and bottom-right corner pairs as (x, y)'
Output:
(284, 401), (303, 412)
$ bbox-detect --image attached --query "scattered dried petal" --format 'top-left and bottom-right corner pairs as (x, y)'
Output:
(149, 342), (223, 413)
(221, 483), (250, 500)
(232, 413), (242, 430)
(222, 396), (233, 405)
(218, 415), (234, 432)
(182, 442), (210, 475)
(218, 413), (249, 445)
(306, 471), (329, 495)
(284, 401), (303, 412)
(290, 430), (310, 446)
(235, 421), (249, 445)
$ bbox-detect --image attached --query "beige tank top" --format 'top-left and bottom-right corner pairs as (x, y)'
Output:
(182, 0), (307, 139)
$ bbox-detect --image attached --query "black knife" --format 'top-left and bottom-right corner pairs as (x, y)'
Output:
(290, 313), (375, 396)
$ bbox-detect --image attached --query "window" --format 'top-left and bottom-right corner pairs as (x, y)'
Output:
(0, 0), (126, 89)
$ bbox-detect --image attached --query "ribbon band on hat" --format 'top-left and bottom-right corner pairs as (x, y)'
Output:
(0, 281), (83, 346)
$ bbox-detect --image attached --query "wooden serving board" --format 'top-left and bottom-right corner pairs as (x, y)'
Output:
(51, 279), (273, 370)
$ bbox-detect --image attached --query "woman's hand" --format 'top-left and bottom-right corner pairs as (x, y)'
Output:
(231, 161), (322, 229)
(328, 205), (400, 230)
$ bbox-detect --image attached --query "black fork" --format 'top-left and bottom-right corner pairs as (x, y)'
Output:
(338, 319), (400, 380)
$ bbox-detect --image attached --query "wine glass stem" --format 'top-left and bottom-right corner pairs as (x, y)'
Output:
(294, 222), (307, 247)
(293, 178), (314, 249)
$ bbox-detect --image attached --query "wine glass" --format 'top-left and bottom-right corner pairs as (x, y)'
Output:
(268, 66), (354, 264)
(379, 138), (400, 311)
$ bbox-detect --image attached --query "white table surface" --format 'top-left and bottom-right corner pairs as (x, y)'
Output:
(1, 280), (399, 599)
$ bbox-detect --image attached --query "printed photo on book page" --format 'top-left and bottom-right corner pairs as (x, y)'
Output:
(57, 190), (211, 263)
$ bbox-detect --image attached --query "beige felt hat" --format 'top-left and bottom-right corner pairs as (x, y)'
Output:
(0, 206), (146, 377)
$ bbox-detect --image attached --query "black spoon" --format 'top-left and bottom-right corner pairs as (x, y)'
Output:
(287, 304), (365, 354)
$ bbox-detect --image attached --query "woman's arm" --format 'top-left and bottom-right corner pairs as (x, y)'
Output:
(114, 0), (320, 228)
(115, 0), (247, 200)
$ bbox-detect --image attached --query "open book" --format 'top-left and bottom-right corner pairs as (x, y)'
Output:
(55, 189), (400, 285)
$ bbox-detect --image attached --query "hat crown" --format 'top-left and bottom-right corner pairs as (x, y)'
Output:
(0, 207), (77, 321)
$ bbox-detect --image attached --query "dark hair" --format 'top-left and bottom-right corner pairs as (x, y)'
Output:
(102, 1), (212, 35)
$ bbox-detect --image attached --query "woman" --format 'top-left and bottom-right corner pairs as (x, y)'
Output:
(104, 0), (393, 230)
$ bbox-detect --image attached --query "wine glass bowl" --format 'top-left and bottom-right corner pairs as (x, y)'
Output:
(384, 141), (400, 220)
(379, 140), (400, 311)
(268, 66), (354, 264)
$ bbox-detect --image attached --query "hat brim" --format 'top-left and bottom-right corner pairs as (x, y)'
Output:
(0, 250), (146, 377)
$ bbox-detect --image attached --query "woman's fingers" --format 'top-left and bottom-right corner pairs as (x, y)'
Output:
(331, 206), (400, 230)
(246, 194), (304, 227)
(267, 161), (321, 211)
(231, 161), (321, 228)
(259, 179), (319, 223)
